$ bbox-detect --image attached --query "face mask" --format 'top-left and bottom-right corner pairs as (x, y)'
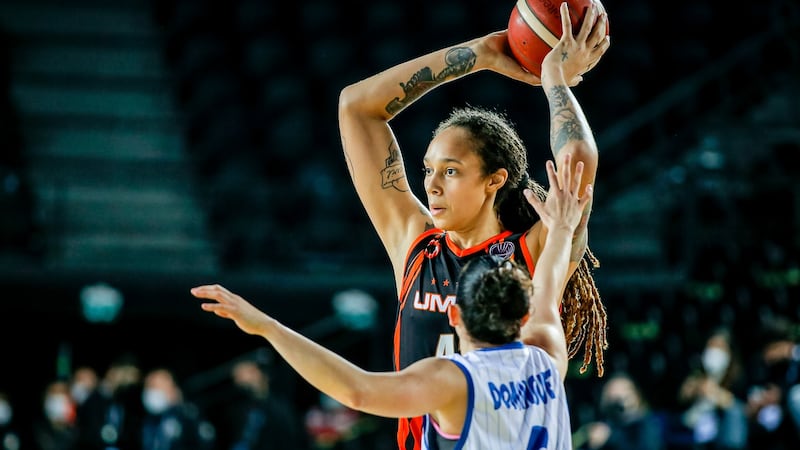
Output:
(702, 347), (730, 378)
(0, 400), (12, 425)
(601, 398), (628, 422)
(71, 384), (92, 405)
(142, 388), (170, 415)
(44, 394), (73, 423)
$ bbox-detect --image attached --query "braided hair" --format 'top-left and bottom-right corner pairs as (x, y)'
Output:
(434, 105), (607, 376)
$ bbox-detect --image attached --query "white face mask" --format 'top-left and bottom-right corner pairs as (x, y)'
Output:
(71, 384), (92, 405)
(0, 400), (12, 425)
(702, 347), (731, 378)
(44, 394), (73, 423)
(142, 388), (171, 415)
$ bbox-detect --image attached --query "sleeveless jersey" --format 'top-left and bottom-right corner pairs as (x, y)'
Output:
(394, 229), (534, 450)
(422, 342), (573, 450)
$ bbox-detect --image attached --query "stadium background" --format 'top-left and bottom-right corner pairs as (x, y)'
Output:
(0, 0), (798, 444)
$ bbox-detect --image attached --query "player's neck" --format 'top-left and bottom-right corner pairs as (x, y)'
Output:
(446, 218), (504, 250)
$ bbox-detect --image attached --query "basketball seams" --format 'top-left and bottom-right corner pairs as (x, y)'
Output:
(515, 0), (560, 48)
(508, 0), (605, 77)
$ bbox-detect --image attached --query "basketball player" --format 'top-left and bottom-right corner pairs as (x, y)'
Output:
(337, 3), (609, 448)
(191, 152), (590, 449)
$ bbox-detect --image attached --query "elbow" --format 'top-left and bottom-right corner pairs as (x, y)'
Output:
(338, 82), (391, 122)
(338, 84), (359, 118)
(562, 141), (598, 177)
(338, 84), (358, 111)
(338, 385), (370, 412)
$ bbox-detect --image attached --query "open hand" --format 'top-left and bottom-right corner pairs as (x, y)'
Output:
(191, 284), (271, 336)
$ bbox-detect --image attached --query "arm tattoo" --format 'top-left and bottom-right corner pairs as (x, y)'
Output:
(380, 143), (408, 192)
(420, 205), (435, 230)
(546, 86), (585, 155)
(386, 47), (476, 114)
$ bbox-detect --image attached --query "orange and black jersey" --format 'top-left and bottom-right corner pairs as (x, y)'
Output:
(393, 228), (535, 450)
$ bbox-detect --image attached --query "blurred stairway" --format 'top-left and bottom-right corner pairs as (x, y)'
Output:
(0, 0), (219, 277)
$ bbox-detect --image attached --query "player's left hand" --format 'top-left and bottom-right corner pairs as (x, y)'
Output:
(191, 284), (271, 336)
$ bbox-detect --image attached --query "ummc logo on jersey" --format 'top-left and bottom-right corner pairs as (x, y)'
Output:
(488, 241), (515, 259)
(488, 368), (556, 410)
(412, 290), (456, 313)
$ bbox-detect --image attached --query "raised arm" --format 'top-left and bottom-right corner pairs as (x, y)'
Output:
(528, 2), (609, 272)
(520, 154), (593, 380)
(190, 285), (465, 419)
(338, 31), (539, 287)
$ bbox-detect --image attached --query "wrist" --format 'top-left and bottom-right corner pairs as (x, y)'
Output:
(546, 225), (574, 240)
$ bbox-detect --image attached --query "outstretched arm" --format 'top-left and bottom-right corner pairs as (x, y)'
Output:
(520, 154), (593, 380)
(338, 30), (542, 290)
(190, 285), (465, 419)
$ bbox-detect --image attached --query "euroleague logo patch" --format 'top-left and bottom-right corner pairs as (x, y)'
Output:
(488, 241), (515, 260)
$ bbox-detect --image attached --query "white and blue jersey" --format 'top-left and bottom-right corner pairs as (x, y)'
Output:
(422, 342), (572, 450)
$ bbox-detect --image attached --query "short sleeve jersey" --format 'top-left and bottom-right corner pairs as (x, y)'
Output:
(394, 229), (534, 450)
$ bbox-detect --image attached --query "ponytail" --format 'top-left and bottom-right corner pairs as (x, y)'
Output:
(496, 173), (545, 233)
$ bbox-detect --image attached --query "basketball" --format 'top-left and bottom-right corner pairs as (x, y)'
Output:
(507, 0), (607, 77)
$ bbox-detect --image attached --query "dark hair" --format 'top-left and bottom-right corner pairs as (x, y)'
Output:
(436, 105), (607, 376)
(456, 255), (530, 344)
(433, 105), (543, 233)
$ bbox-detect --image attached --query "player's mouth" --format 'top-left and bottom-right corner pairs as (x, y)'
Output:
(430, 205), (446, 216)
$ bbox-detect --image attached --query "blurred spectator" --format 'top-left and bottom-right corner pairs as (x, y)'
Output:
(213, 358), (307, 450)
(745, 328), (800, 449)
(69, 366), (98, 409)
(573, 372), (665, 450)
(762, 338), (800, 430)
(75, 354), (144, 450)
(675, 327), (748, 449)
(140, 367), (216, 450)
(0, 391), (22, 450)
(304, 393), (366, 450)
(30, 380), (78, 450)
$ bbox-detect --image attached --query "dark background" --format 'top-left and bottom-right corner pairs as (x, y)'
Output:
(1, 0), (799, 444)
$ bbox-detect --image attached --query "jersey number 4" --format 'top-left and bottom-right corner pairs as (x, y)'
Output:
(527, 426), (549, 450)
(435, 334), (455, 356)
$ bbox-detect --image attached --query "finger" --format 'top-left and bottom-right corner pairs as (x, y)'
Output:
(201, 303), (234, 319)
(559, 153), (572, 191)
(544, 159), (560, 191)
(571, 161), (585, 194)
(559, 3), (574, 43)
(573, 2), (596, 44)
(190, 286), (215, 299)
(524, 188), (546, 218)
(588, 10), (606, 46)
(192, 284), (231, 298)
(579, 184), (594, 209)
(593, 36), (611, 57)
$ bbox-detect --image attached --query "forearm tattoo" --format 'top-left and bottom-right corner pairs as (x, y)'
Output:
(386, 47), (476, 114)
(546, 86), (585, 155)
(380, 143), (408, 192)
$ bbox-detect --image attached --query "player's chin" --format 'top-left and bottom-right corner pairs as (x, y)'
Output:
(431, 215), (453, 231)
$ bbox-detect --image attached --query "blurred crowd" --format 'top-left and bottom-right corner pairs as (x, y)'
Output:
(0, 353), (390, 450)
(1, 322), (799, 450)
(573, 325), (800, 450)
